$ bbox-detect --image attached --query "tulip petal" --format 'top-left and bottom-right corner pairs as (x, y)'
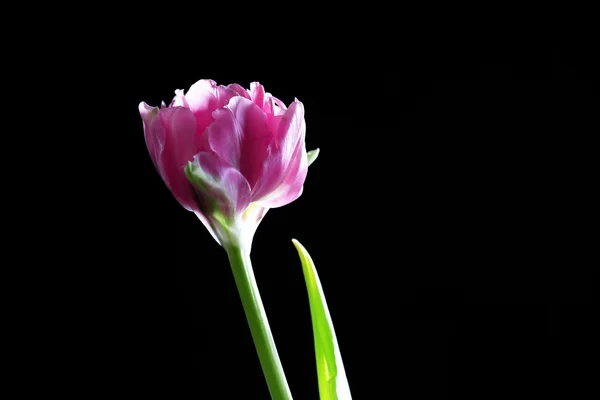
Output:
(159, 106), (199, 183)
(142, 106), (198, 211)
(141, 103), (223, 241)
(269, 94), (288, 115)
(251, 101), (308, 207)
(169, 89), (189, 108)
(207, 97), (273, 189)
(185, 152), (252, 219)
(139, 102), (161, 170)
(227, 83), (251, 99)
(139, 101), (159, 126)
(184, 79), (239, 147)
(263, 95), (274, 116)
(276, 100), (305, 162)
(257, 139), (308, 208)
(250, 82), (265, 110)
(266, 114), (282, 136)
(263, 93), (286, 124)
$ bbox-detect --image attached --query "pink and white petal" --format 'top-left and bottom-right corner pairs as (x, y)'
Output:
(264, 93), (287, 117)
(169, 89), (189, 108)
(250, 82), (265, 110)
(270, 95), (288, 115)
(141, 103), (165, 176)
(221, 168), (253, 215)
(227, 83), (251, 99)
(139, 101), (159, 126)
(191, 152), (252, 217)
(215, 85), (239, 108)
(253, 137), (308, 208)
(207, 97), (273, 188)
(263, 96), (274, 116)
(276, 100), (305, 163)
(195, 120), (211, 154)
(266, 114), (283, 136)
(257, 180), (304, 209)
(184, 79), (218, 112)
(160, 106), (198, 174)
(251, 103), (307, 204)
(249, 147), (284, 202)
(157, 107), (200, 212)
(184, 79), (239, 143)
(262, 94), (284, 135)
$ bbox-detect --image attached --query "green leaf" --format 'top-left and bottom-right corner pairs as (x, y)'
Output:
(307, 148), (320, 167)
(292, 239), (352, 400)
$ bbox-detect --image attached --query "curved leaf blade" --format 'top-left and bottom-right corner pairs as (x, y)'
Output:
(292, 239), (351, 400)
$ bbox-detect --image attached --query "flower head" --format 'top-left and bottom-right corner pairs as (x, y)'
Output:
(139, 80), (311, 250)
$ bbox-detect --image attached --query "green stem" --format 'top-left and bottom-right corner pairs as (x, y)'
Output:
(226, 244), (293, 400)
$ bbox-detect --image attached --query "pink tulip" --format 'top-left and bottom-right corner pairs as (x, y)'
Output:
(139, 80), (310, 249)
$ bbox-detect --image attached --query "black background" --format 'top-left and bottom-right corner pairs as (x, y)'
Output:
(60, 12), (596, 400)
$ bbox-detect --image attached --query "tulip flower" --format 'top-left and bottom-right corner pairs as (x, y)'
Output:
(139, 79), (314, 253)
(139, 79), (319, 399)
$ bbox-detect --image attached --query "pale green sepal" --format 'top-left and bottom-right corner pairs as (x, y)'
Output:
(185, 160), (213, 196)
(184, 161), (229, 227)
(307, 148), (320, 167)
